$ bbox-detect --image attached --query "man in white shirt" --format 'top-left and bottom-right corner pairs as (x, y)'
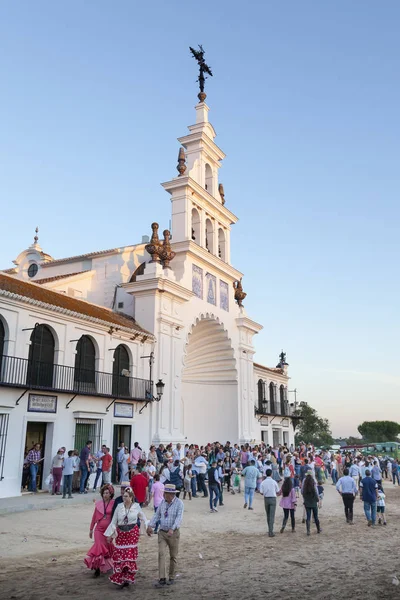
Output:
(260, 469), (280, 537)
(194, 454), (208, 498)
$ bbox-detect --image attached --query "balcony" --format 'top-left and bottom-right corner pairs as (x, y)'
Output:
(0, 355), (151, 401)
(255, 400), (292, 418)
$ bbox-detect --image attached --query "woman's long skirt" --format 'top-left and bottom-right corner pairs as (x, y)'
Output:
(109, 525), (140, 586)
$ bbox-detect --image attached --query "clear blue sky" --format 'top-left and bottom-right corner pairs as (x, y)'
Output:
(1, 1), (399, 437)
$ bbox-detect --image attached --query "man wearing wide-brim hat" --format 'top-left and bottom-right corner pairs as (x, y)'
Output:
(147, 483), (184, 587)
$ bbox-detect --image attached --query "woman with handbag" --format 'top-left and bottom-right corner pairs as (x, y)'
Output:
(84, 484), (115, 577)
(105, 486), (148, 589)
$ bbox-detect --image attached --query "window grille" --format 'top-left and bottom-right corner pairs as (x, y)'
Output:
(73, 418), (103, 454)
(0, 413), (10, 481)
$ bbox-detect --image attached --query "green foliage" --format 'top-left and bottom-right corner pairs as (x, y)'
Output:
(357, 421), (400, 443)
(294, 403), (334, 447)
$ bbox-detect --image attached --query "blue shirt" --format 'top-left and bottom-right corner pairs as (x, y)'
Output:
(241, 465), (261, 489)
(336, 475), (357, 495)
(360, 476), (378, 504)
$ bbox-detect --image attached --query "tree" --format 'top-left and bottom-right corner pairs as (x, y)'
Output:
(294, 403), (334, 447)
(357, 421), (400, 443)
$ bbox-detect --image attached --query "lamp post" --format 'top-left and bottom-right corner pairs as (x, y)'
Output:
(139, 352), (165, 414)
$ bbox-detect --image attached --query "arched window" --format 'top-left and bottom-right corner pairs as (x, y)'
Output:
(74, 335), (96, 393)
(218, 228), (226, 261)
(205, 218), (214, 254)
(27, 324), (55, 388)
(129, 262), (146, 282)
(280, 384), (286, 415)
(258, 379), (267, 412)
(0, 318), (4, 359)
(191, 207), (201, 244)
(112, 345), (130, 398)
(205, 163), (213, 193)
(269, 382), (276, 414)
(0, 318), (5, 376)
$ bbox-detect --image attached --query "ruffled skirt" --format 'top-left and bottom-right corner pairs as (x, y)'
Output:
(84, 527), (113, 573)
(109, 526), (140, 585)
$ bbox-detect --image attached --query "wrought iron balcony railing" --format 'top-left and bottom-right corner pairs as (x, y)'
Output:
(0, 354), (150, 401)
(255, 400), (292, 417)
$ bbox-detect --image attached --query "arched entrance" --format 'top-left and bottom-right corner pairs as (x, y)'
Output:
(181, 316), (238, 443)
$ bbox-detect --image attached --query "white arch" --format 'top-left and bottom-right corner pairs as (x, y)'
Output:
(205, 163), (213, 194)
(205, 218), (214, 253)
(218, 228), (226, 261)
(191, 207), (201, 244)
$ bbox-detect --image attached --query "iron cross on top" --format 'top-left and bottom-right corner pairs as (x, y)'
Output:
(189, 45), (213, 102)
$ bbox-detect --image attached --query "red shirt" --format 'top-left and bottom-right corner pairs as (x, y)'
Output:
(102, 453), (112, 472)
(130, 473), (148, 503)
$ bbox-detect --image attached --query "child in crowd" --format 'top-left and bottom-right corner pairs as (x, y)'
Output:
(317, 480), (324, 509)
(294, 472), (300, 498)
(377, 485), (387, 525)
(151, 473), (164, 533)
(231, 459), (241, 494)
(183, 464), (193, 500)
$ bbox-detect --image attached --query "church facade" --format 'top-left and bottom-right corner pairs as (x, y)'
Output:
(0, 94), (295, 498)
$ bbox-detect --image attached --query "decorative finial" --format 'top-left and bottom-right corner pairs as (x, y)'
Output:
(233, 278), (246, 308)
(34, 226), (39, 244)
(145, 223), (162, 263)
(218, 183), (225, 205)
(177, 147), (186, 176)
(189, 45), (213, 102)
(276, 351), (289, 369)
(160, 230), (176, 269)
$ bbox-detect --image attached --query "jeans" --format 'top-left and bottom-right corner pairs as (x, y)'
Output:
(393, 471), (400, 485)
(305, 506), (320, 531)
(363, 501), (377, 524)
(218, 485), (224, 505)
(282, 508), (295, 530)
(191, 474), (197, 497)
(331, 469), (338, 484)
(93, 468), (102, 490)
(79, 465), (88, 493)
(244, 486), (255, 508)
(63, 474), (73, 497)
(209, 484), (219, 509)
(264, 497), (276, 534)
(29, 463), (39, 492)
(342, 493), (354, 521)
(197, 473), (208, 497)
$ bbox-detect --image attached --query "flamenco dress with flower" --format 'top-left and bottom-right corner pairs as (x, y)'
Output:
(84, 498), (115, 573)
(104, 502), (147, 586)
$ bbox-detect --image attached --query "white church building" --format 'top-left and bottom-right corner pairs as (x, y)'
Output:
(0, 91), (296, 498)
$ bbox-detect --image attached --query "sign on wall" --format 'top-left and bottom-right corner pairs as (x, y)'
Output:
(28, 394), (58, 413)
(114, 402), (134, 418)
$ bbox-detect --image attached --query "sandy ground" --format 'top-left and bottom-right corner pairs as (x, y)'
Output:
(0, 483), (400, 600)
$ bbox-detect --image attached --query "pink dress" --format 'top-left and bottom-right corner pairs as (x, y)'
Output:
(84, 499), (115, 572)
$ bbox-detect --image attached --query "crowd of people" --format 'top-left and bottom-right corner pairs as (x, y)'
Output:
(22, 438), (398, 589)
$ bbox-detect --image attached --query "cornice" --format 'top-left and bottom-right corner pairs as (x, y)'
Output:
(122, 277), (194, 302)
(172, 240), (243, 282)
(236, 316), (263, 334)
(161, 176), (238, 225)
(178, 131), (226, 162)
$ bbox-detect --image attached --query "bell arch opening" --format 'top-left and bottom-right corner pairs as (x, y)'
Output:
(181, 317), (238, 443)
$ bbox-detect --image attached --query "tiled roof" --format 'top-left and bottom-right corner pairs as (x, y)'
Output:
(34, 271), (89, 284)
(254, 362), (286, 375)
(0, 273), (153, 338)
(39, 245), (139, 268)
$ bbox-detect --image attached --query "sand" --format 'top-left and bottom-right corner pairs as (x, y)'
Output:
(0, 483), (399, 600)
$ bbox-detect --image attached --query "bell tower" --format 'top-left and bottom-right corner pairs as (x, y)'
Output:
(162, 46), (237, 264)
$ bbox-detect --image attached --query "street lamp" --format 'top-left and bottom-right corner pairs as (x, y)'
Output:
(155, 379), (165, 401)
